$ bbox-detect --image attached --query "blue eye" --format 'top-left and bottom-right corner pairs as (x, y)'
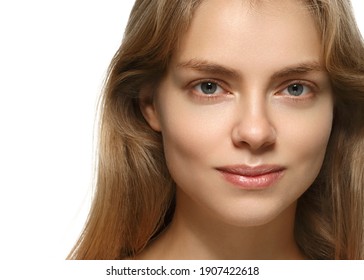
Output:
(285, 83), (308, 96)
(198, 82), (219, 94)
(191, 80), (231, 102)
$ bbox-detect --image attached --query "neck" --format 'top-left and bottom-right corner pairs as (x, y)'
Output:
(137, 192), (305, 260)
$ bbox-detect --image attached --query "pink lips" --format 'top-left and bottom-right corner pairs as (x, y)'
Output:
(216, 165), (285, 190)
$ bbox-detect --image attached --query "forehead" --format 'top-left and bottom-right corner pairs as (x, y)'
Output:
(172, 0), (321, 74)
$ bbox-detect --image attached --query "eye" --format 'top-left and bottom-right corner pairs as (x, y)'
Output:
(282, 83), (311, 96)
(194, 81), (225, 95)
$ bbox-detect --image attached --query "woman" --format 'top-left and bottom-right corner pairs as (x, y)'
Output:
(68, 0), (364, 259)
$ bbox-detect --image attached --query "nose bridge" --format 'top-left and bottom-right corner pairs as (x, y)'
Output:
(232, 88), (276, 150)
(243, 89), (267, 119)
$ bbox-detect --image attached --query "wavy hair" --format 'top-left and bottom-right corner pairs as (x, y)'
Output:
(68, 0), (364, 259)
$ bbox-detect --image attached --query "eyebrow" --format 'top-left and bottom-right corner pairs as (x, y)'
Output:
(176, 59), (324, 80)
(176, 59), (241, 79)
(271, 62), (324, 80)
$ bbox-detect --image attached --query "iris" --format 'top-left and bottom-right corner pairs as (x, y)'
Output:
(201, 82), (218, 94)
(287, 84), (304, 96)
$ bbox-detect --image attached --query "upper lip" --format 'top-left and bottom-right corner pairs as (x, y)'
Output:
(216, 164), (285, 177)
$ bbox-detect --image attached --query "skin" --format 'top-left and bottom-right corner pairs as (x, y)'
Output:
(140, 0), (333, 259)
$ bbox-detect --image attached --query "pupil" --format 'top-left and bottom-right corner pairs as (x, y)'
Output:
(288, 84), (303, 96)
(202, 82), (217, 94)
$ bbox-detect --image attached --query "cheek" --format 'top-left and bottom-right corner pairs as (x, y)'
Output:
(159, 102), (230, 164)
(155, 92), (233, 185)
(277, 100), (333, 182)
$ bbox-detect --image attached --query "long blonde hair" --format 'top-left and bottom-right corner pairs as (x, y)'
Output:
(68, 0), (364, 259)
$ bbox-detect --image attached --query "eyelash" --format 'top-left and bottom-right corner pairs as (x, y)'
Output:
(189, 79), (231, 101)
(276, 80), (318, 101)
(188, 79), (318, 102)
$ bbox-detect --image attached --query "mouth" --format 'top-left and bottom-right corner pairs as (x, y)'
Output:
(216, 164), (285, 190)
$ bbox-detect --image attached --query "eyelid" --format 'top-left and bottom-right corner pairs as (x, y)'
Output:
(189, 78), (231, 96)
(276, 80), (318, 97)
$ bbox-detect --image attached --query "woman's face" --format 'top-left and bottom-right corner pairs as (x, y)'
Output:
(142, 0), (333, 226)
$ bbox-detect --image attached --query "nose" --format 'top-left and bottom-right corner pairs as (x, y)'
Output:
(231, 100), (276, 151)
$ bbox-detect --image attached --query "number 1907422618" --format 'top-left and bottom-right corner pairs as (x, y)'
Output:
(199, 266), (259, 276)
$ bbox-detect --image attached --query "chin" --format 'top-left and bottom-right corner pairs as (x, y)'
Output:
(215, 202), (296, 229)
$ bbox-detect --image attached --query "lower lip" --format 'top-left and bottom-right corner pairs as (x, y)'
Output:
(218, 170), (284, 190)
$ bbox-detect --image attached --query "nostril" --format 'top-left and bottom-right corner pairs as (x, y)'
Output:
(231, 118), (277, 151)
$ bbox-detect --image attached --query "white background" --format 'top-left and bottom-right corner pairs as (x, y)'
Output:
(0, 0), (363, 261)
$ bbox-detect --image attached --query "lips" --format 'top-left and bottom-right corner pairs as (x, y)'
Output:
(216, 165), (285, 190)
